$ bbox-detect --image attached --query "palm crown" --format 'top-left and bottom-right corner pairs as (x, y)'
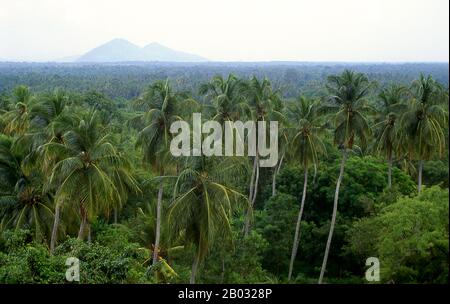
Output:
(324, 70), (373, 149)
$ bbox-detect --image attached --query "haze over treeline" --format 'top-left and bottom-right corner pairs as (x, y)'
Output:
(0, 62), (447, 100)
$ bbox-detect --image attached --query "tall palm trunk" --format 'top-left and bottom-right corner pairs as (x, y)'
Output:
(244, 154), (259, 236)
(387, 151), (393, 188)
(243, 156), (257, 236)
(272, 154), (284, 197)
(87, 224), (92, 243)
(248, 156), (257, 202)
(271, 166), (277, 197)
(418, 159), (423, 193)
(50, 203), (61, 254)
(288, 168), (308, 281)
(190, 250), (201, 284)
(251, 155), (260, 206)
(319, 149), (347, 284)
(78, 203), (88, 240)
(312, 163), (318, 185)
(152, 180), (164, 265)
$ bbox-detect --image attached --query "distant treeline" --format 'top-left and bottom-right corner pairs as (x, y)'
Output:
(0, 62), (448, 100)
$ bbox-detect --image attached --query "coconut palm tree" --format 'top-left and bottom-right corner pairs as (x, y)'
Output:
(168, 156), (245, 283)
(318, 70), (373, 283)
(373, 85), (408, 188)
(398, 74), (448, 193)
(133, 79), (189, 265)
(0, 135), (22, 195)
(15, 89), (78, 176)
(2, 86), (34, 136)
(131, 199), (184, 282)
(43, 111), (138, 252)
(199, 74), (249, 123)
(286, 96), (326, 281)
(30, 89), (76, 140)
(0, 135), (53, 242)
(1, 185), (54, 242)
(241, 76), (283, 236)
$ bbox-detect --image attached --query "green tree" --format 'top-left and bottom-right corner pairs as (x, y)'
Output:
(398, 74), (448, 193)
(318, 70), (372, 283)
(347, 186), (449, 283)
(0, 135), (53, 242)
(168, 156), (245, 283)
(256, 193), (298, 277)
(285, 96), (326, 281)
(132, 79), (188, 265)
(44, 111), (138, 252)
(373, 85), (408, 188)
(241, 77), (283, 236)
(18, 89), (78, 175)
(199, 74), (249, 123)
(2, 86), (34, 136)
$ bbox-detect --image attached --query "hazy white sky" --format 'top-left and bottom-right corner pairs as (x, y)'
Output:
(0, 0), (448, 62)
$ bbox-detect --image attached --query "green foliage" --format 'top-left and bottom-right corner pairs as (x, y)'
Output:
(277, 156), (416, 221)
(1, 63), (447, 100)
(0, 230), (66, 283)
(55, 238), (149, 283)
(256, 193), (298, 275)
(346, 186), (449, 283)
(0, 226), (151, 283)
(168, 156), (246, 278)
(0, 68), (448, 284)
(200, 229), (270, 283)
(422, 160), (449, 188)
(398, 74), (448, 161)
(323, 70), (373, 149)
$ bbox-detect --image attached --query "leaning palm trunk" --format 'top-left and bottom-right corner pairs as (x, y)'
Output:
(244, 156), (257, 236)
(271, 166), (277, 197)
(248, 156), (257, 202)
(312, 163), (318, 185)
(272, 154), (284, 197)
(418, 159), (423, 193)
(87, 224), (92, 243)
(387, 152), (393, 188)
(78, 216), (88, 241)
(190, 251), (201, 284)
(251, 156), (260, 206)
(152, 181), (164, 265)
(78, 204), (88, 240)
(288, 168), (308, 281)
(244, 154), (260, 236)
(319, 149), (347, 284)
(50, 203), (61, 254)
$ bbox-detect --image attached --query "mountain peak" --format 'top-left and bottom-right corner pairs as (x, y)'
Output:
(77, 39), (207, 62)
(144, 42), (165, 48)
(108, 38), (136, 45)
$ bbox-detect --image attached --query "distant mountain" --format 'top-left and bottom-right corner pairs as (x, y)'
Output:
(141, 42), (206, 62)
(76, 38), (207, 62)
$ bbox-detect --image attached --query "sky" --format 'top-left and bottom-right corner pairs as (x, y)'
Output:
(0, 0), (448, 62)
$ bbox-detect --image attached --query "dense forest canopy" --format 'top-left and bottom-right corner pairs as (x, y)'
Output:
(0, 62), (448, 100)
(0, 64), (448, 284)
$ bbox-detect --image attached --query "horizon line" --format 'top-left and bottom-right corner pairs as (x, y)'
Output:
(0, 60), (449, 64)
